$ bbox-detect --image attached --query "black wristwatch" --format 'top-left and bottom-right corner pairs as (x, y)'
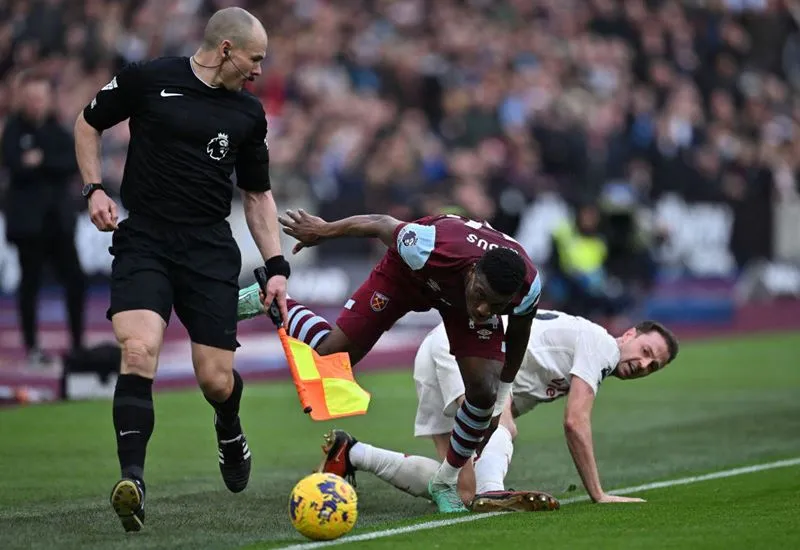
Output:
(81, 183), (105, 200)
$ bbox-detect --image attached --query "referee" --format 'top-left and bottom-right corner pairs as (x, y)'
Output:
(73, 7), (289, 532)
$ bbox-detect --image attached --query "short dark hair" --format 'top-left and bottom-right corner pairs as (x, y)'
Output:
(476, 248), (526, 296)
(634, 320), (679, 365)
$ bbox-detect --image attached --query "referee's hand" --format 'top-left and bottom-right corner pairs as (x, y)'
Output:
(88, 190), (119, 232)
(259, 275), (289, 327)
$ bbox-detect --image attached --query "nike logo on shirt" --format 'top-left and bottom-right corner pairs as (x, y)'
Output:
(160, 90), (183, 97)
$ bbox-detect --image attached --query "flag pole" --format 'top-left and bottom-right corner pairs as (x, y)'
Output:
(254, 267), (313, 415)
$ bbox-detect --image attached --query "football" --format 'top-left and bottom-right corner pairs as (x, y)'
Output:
(288, 472), (358, 541)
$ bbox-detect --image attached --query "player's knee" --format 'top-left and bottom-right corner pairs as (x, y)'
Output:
(467, 390), (496, 410)
(120, 339), (158, 378)
(465, 375), (497, 409)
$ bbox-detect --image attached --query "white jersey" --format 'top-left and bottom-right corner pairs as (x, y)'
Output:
(509, 310), (620, 415)
(413, 309), (620, 436)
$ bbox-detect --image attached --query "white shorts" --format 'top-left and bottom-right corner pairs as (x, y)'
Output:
(413, 324), (465, 437)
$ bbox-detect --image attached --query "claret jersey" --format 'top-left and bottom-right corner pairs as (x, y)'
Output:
(388, 214), (541, 317)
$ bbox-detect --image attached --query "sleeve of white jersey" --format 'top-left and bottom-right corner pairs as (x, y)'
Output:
(569, 329), (619, 395)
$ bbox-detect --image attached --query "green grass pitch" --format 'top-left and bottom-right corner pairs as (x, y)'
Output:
(1, 331), (799, 549)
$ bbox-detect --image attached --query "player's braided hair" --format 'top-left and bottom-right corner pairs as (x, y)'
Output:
(476, 248), (527, 296)
(634, 320), (680, 364)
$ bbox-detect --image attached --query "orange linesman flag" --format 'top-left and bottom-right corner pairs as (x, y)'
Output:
(254, 268), (371, 421)
(278, 328), (370, 420)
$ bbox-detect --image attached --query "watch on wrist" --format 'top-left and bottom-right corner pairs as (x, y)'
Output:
(81, 183), (105, 200)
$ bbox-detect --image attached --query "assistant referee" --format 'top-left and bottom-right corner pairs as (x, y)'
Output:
(73, 7), (289, 532)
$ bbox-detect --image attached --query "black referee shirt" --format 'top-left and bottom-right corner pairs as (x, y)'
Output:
(83, 56), (271, 226)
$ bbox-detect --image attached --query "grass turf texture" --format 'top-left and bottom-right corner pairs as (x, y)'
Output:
(1, 332), (799, 549)
(276, 465), (799, 550)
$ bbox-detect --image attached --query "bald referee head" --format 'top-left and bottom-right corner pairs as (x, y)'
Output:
(191, 7), (269, 91)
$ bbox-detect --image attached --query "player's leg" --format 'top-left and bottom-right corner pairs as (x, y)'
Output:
(172, 225), (252, 493)
(106, 222), (173, 532)
(238, 262), (414, 365)
(433, 432), (476, 505)
(428, 359), (499, 512)
(317, 325), (467, 501)
(474, 402), (517, 494)
(318, 429), (439, 498)
(471, 405), (560, 513)
(414, 325), (477, 505)
(239, 285), (370, 361)
(427, 313), (505, 512)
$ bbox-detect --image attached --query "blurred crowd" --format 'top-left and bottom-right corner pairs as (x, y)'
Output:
(1, 0), (799, 253)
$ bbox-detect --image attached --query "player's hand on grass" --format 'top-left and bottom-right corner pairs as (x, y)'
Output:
(279, 209), (328, 254)
(595, 494), (646, 503)
(88, 190), (119, 232)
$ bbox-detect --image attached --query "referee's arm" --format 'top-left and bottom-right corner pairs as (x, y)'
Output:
(241, 187), (282, 262)
(236, 117), (290, 324)
(75, 64), (144, 231)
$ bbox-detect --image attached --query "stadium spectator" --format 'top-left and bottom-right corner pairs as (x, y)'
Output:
(1, 71), (86, 368)
(1, 0), (799, 312)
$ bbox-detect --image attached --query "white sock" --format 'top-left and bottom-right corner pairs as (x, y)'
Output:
(349, 442), (439, 498)
(432, 458), (461, 486)
(474, 425), (514, 494)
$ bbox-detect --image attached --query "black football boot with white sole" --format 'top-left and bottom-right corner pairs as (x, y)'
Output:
(215, 414), (252, 493)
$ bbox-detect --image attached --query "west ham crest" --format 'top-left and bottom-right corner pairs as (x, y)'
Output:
(370, 292), (390, 312)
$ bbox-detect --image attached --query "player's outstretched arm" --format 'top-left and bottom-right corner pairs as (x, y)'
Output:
(279, 210), (402, 252)
(564, 377), (645, 503)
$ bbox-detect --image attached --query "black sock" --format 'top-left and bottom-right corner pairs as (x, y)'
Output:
(113, 374), (155, 482)
(206, 369), (243, 437)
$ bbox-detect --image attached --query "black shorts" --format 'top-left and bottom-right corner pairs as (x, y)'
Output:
(107, 214), (242, 350)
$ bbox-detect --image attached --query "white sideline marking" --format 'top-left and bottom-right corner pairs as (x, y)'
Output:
(278, 457), (800, 549)
(560, 456), (800, 505)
